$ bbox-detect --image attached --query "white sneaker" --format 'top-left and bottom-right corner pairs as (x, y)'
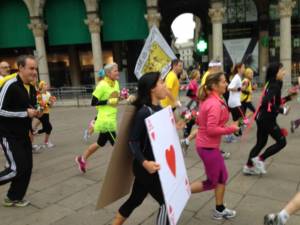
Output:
(264, 213), (285, 225)
(242, 165), (261, 175)
(252, 157), (267, 174)
(32, 144), (42, 154)
(83, 129), (90, 142)
(180, 139), (189, 155)
(213, 208), (236, 220)
(45, 142), (55, 148)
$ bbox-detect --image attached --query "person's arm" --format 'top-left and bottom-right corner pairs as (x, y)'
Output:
(241, 79), (250, 94)
(0, 81), (29, 118)
(91, 96), (108, 106)
(206, 104), (238, 136)
(164, 74), (176, 102)
(261, 84), (286, 114)
(128, 107), (150, 164)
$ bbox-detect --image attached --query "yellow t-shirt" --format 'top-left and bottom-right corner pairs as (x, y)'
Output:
(201, 71), (210, 86)
(0, 73), (17, 87)
(241, 78), (252, 102)
(160, 71), (179, 108)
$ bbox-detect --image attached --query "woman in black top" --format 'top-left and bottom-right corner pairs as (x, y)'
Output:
(112, 72), (169, 225)
(243, 62), (293, 175)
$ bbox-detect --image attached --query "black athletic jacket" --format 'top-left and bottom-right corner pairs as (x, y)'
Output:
(129, 104), (161, 183)
(0, 75), (37, 138)
(256, 80), (291, 122)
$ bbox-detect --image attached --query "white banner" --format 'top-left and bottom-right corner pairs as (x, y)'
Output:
(145, 107), (190, 225)
(134, 26), (176, 79)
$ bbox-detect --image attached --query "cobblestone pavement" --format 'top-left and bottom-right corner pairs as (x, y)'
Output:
(1, 95), (300, 225)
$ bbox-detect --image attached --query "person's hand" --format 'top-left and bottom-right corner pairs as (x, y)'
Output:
(229, 121), (240, 131)
(108, 98), (119, 106)
(36, 110), (44, 118)
(176, 119), (186, 129)
(176, 100), (182, 108)
(27, 108), (38, 118)
(142, 160), (160, 174)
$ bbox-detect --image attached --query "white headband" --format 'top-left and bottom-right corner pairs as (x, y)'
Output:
(208, 62), (222, 67)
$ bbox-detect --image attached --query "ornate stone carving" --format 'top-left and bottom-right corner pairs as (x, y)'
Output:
(209, 7), (226, 23)
(85, 17), (101, 33)
(145, 11), (161, 28)
(146, 0), (158, 8)
(28, 20), (47, 37)
(278, 0), (296, 18)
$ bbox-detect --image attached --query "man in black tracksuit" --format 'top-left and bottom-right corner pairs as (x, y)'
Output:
(0, 55), (39, 207)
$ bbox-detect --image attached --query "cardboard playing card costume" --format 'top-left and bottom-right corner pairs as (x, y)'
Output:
(145, 106), (191, 225)
(96, 105), (136, 209)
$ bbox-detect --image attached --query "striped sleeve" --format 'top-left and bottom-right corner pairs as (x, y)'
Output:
(0, 78), (28, 118)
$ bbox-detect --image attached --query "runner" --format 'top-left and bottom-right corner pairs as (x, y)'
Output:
(75, 63), (120, 173)
(35, 80), (56, 148)
(190, 71), (239, 220)
(243, 62), (294, 175)
(112, 72), (169, 225)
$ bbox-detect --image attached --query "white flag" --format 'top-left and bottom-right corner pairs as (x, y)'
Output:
(134, 26), (177, 79)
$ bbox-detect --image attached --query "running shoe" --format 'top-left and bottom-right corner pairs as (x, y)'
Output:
(213, 208), (236, 220)
(45, 141), (55, 148)
(83, 129), (90, 142)
(252, 157), (267, 174)
(264, 213), (285, 225)
(180, 138), (189, 155)
(291, 121), (296, 133)
(221, 151), (231, 159)
(242, 165), (261, 175)
(3, 198), (30, 207)
(75, 155), (86, 173)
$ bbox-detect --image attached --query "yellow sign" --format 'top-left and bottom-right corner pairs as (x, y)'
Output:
(142, 42), (172, 74)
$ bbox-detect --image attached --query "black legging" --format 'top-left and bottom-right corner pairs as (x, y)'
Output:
(184, 119), (195, 138)
(119, 177), (169, 225)
(37, 114), (52, 135)
(247, 120), (286, 166)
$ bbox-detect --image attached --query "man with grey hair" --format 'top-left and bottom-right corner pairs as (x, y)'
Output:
(0, 55), (40, 207)
(0, 61), (11, 79)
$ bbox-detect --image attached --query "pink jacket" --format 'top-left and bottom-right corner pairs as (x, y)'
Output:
(188, 79), (198, 101)
(196, 93), (236, 148)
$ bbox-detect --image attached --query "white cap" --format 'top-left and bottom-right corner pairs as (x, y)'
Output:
(208, 60), (222, 68)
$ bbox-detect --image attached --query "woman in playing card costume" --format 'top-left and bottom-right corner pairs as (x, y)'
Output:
(75, 63), (120, 173)
(112, 72), (170, 225)
(243, 62), (295, 175)
(190, 72), (239, 220)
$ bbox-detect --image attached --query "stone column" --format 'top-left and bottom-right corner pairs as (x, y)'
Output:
(68, 45), (81, 86)
(258, 31), (269, 85)
(279, 0), (296, 85)
(85, 15), (103, 84)
(209, 2), (225, 64)
(28, 18), (50, 85)
(144, 0), (161, 29)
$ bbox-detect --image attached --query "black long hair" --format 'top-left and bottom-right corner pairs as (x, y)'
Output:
(132, 72), (161, 109)
(266, 62), (283, 83)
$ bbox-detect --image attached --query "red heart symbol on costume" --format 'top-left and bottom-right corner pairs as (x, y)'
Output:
(151, 132), (156, 140)
(165, 145), (176, 177)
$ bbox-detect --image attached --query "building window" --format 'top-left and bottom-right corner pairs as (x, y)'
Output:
(224, 0), (257, 24)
